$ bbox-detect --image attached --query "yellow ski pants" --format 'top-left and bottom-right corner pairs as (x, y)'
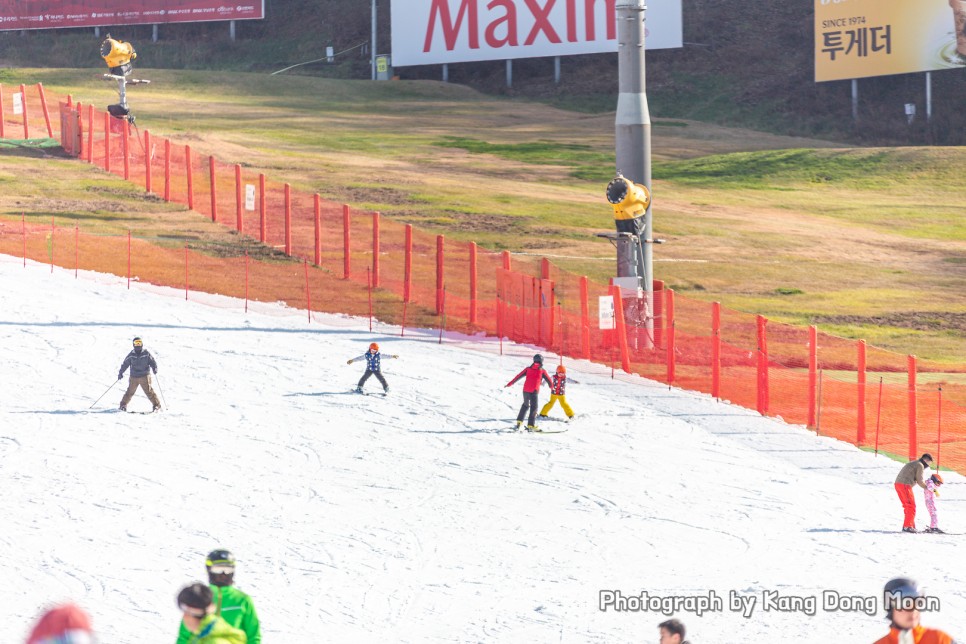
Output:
(539, 394), (573, 418)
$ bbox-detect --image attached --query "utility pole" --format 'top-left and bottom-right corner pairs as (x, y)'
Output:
(614, 0), (653, 347)
(371, 0), (377, 81)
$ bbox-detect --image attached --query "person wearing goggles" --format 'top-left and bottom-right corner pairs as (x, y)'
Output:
(176, 550), (261, 644)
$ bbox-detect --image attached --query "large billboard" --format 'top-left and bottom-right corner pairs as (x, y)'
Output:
(391, 0), (683, 67)
(0, 0), (264, 31)
(815, 0), (966, 82)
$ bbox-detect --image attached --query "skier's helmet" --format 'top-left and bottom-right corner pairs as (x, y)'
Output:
(883, 577), (922, 618)
(932, 473), (944, 485)
(132, 337), (143, 347)
(533, 354), (543, 365)
(369, 342), (379, 352)
(556, 365), (566, 374)
(205, 549), (236, 586)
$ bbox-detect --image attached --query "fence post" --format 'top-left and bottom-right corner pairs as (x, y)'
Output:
(342, 204), (351, 279)
(313, 194), (321, 266)
(20, 84), (28, 139)
(502, 250), (511, 271)
(367, 267), (373, 332)
(469, 242), (478, 324)
(121, 120), (130, 179)
(541, 257), (550, 280)
(258, 174), (266, 243)
(103, 112), (110, 172)
(209, 156), (218, 222)
(304, 259), (312, 324)
(857, 339), (867, 444)
(908, 355), (918, 460)
(372, 211), (380, 288)
(610, 285), (631, 373)
(436, 235), (445, 315)
(185, 145), (194, 210)
(86, 105), (93, 163)
(163, 138), (170, 201)
(937, 385), (943, 470)
(666, 288), (676, 385)
(37, 83), (53, 137)
(579, 276), (590, 359)
(235, 164), (243, 232)
(144, 129), (152, 193)
(404, 224), (413, 302)
(712, 302), (721, 399)
(284, 183), (292, 256)
(756, 315), (769, 416)
(808, 325), (818, 428)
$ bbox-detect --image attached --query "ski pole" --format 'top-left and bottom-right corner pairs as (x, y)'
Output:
(89, 379), (119, 409)
(154, 373), (168, 410)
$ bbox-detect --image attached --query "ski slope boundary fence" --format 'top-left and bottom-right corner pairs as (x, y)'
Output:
(2, 82), (965, 474)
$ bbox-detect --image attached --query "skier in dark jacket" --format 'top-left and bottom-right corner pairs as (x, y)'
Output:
(117, 336), (161, 412)
(348, 342), (398, 393)
(506, 354), (552, 431)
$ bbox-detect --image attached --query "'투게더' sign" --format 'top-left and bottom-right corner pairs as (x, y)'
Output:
(815, 0), (966, 82)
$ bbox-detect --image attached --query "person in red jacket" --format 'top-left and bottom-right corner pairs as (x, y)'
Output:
(506, 354), (552, 432)
(873, 577), (956, 644)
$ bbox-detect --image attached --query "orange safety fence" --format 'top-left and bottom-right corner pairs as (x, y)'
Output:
(1, 83), (965, 476)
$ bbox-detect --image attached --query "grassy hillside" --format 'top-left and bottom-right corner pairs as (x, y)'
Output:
(0, 68), (962, 363)
(2, 0), (965, 145)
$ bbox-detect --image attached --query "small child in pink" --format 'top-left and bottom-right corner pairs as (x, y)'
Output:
(923, 473), (944, 534)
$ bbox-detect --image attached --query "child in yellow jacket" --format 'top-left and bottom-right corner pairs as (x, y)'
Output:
(539, 364), (577, 421)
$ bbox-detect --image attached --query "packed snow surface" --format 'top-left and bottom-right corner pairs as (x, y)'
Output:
(2, 256), (963, 643)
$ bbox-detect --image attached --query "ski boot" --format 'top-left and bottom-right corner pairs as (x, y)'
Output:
(152, 405), (161, 413)
(515, 420), (523, 431)
(527, 425), (538, 433)
(902, 527), (918, 534)
(119, 404), (127, 412)
(354, 386), (363, 394)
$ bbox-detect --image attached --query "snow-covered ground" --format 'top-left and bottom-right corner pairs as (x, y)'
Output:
(2, 255), (963, 643)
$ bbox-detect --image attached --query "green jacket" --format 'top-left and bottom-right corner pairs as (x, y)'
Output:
(181, 614), (247, 644)
(177, 586), (261, 644)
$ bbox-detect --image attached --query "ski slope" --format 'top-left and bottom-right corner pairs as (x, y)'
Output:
(2, 255), (963, 643)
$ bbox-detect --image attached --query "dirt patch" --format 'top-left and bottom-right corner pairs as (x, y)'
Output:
(813, 312), (966, 333)
(329, 186), (415, 207)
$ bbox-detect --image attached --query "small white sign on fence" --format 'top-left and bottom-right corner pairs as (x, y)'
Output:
(12, 92), (23, 116)
(245, 184), (256, 211)
(599, 295), (615, 330)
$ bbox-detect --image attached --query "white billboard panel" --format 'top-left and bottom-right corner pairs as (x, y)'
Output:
(391, 0), (683, 67)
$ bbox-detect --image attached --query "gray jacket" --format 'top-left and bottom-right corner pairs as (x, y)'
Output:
(895, 459), (928, 489)
(119, 349), (158, 379)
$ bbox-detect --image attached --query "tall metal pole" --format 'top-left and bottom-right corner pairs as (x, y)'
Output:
(615, 0), (652, 346)
(371, 0), (377, 81)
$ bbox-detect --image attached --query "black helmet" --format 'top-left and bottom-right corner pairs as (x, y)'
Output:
(883, 577), (922, 618)
(205, 549), (236, 586)
(533, 354), (543, 365)
(177, 582), (212, 613)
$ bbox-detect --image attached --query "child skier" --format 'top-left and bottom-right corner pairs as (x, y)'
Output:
(117, 336), (161, 412)
(505, 354), (552, 431)
(347, 342), (398, 394)
(538, 364), (577, 421)
(924, 473), (945, 534)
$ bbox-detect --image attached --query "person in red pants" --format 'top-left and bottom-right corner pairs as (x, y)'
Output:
(894, 453), (933, 533)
